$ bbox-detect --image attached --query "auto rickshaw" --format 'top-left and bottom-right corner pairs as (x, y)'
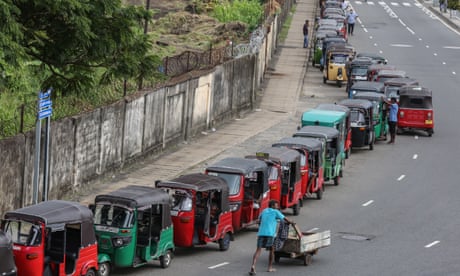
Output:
(246, 147), (303, 215)
(311, 30), (338, 67)
(300, 109), (347, 161)
(384, 78), (419, 100)
(352, 91), (389, 141)
(374, 69), (407, 83)
(356, 52), (388, 64)
(320, 36), (347, 70)
(314, 103), (352, 159)
(367, 64), (396, 81)
(294, 126), (343, 185)
(0, 230), (16, 276)
(339, 99), (375, 150)
(2, 200), (99, 276)
(156, 173), (234, 251)
(323, 45), (354, 87)
(397, 86), (434, 136)
(345, 57), (373, 93)
(92, 185), (174, 276)
(348, 80), (385, 99)
(272, 137), (325, 200)
(205, 158), (269, 231)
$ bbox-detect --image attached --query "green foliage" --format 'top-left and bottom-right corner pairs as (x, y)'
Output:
(211, 0), (263, 32)
(447, 0), (458, 10)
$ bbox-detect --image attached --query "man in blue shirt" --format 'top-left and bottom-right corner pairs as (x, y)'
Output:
(347, 9), (358, 35)
(383, 97), (399, 144)
(249, 200), (292, 275)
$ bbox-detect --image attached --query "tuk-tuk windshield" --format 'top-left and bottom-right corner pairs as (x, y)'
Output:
(93, 205), (134, 228)
(330, 54), (347, 64)
(351, 67), (368, 76)
(207, 172), (240, 196)
(3, 220), (41, 246)
(350, 110), (366, 125)
(268, 165), (279, 181)
(171, 190), (193, 212)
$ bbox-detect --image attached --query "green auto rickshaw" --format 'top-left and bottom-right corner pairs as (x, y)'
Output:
(294, 125), (343, 185)
(92, 185), (174, 276)
(352, 91), (388, 141)
(300, 109), (347, 160)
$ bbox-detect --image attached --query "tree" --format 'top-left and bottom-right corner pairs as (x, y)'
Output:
(3, 0), (161, 96)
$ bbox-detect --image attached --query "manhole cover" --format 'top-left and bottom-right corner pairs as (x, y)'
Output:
(338, 232), (375, 241)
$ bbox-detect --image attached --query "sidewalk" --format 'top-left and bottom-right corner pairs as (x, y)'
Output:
(420, 0), (460, 31)
(76, 0), (318, 205)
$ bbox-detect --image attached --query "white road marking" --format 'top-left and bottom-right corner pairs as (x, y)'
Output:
(433, 53), (437, 56)
(208, 262), (230, 269)
(413, 154), (418, 159)
(414, 2), (422, 7)
(415, 135), (419, 139)
(390, 44), (413, 47)
(453, 72), (457, 75)
(425, 240), (440, 248)
(406, 27), (415, 34)
(418, 38), (422, 41)
(399, 18), (407, 26)
(426, 45), (430, 48)
(362, 200), (374, 207)
(363, 27), (369, 32)
(379, 50), (383, 53)
(442, 61), (446, 64)
(368, 1), (375, 5)
(402, 2), (411, 6)
(369, 36), (373, 39)
(390, 2), (399, 6)
(443, 46), (460, 49)
(374, 43), (378, 46)
(397, 175), (405, 181)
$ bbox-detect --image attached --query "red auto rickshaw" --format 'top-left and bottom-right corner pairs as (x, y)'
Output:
(0, 230), (16, 276)
(156, 173), (234, 251)
(205, 158), (270, 231)
(315, 103), (352, 159)
(2, 200), (99, 276)
(397, 86), (434, 136)
(272, 137), (325, 200)
(246, 147), (303, 216)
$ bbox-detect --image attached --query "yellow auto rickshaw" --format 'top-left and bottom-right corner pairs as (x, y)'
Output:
(323, 45), (354, 87)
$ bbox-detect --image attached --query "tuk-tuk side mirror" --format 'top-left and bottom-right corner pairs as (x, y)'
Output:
(88, 204), (95, 214)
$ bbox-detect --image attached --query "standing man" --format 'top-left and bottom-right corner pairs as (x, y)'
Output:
(303, 20), (309, 48)
(249, 200), (292, 275)
(347, 9), (358, 36)
(383, 96), (399, 144)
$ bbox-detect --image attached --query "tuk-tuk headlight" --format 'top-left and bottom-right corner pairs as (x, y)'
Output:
(229, 203), (241, 212)
(399, 111), (404, 118)
(112, 236), (132, 248)
(427, 112), (432, 119)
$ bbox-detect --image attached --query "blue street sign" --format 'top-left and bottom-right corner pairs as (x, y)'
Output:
(39, 99), (52, 109)
(38, 108), (53, 120)
(39, 91), (50, 99)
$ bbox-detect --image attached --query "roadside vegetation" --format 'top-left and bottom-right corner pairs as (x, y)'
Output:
(0, 0), (271, 138)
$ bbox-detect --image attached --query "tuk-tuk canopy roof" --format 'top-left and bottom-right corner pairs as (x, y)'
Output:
(302, 109), (346, 125)
(315, 103), (350, 116)
(206, 157), (268, 175)
(246, 147), (300, 164)
(157, 173), (230, 193)
(367, 64), (396, 72)
(4, 200), (94, 230)
(350, 81), (385, 92)
(316, 30), (339, 39)
(339, 99), (374, 110)
(384, 78), (419, 87)
(353, 91), (385, 102)
(327, 44), (354, 54)
(377, 69), (406, 77)
(294, 125), (339, 140)
(356, 53), (388, 64)
(95, 185), (170, 208)
(399, 86), (432, 97)
(272, 137), (323, 152)
(351, 57), (373, 67)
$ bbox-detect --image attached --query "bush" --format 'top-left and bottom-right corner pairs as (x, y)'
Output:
(211, 0), (264, 32)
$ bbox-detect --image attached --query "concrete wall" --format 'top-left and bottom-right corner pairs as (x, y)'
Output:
(0, 8), (291, 215)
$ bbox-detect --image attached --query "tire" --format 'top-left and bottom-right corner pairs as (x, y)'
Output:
(98, 262), (110, 276)
(292, 202), (300, 216)
(427, 129), (433, 137)
(323, 77), (327, 84)
(345, 148), (351, 159)
(339, 169), (343, 178)
(85, 269), (96, 276)
(303, 254), (312, 266)
(316, 185), (323, 200)
(218, 233), (231, 251)
(337, 80), (342, 88)
(160, 250), (173, 268)
(369, 141), (374, 150)
(334, 175), (340, 186)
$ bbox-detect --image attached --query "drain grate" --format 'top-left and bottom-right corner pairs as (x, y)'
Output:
(337, 232), (375, 242)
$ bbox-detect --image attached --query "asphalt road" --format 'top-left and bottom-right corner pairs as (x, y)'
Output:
(109, 1), (460, 276)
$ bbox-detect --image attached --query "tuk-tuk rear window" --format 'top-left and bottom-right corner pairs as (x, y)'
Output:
(399, 97), (432, 108)
(3, 220), (41, 246)
(208, 172), (240, 196)
(93, 205), (134, 228)
(351, 67), (368, 75)
(171, 190), (193, 212)
(350, 110), (366, 124)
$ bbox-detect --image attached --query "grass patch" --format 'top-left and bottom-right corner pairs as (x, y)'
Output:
(278, 4), (297, 43)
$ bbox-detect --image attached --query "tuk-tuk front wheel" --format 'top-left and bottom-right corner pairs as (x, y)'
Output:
(98, 262), (110, 276)
(219, 233), (231, 251)
(334, 175), (340, 186)
(292, 202), (300, 216)
(160, 250), (173, 268)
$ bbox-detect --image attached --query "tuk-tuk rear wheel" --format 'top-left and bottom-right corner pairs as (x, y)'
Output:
(316, 186), (323, 200)
(292, 202), (300, 216)
(219, 233), (231, 251)
(85, 269), (96, 276)
(98, 262), (110, 276)
(334, 176), (340, 186)
(160, 250), (173, 268)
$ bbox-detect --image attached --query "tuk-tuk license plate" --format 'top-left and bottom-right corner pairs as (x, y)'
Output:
(425, 120), (433, 124)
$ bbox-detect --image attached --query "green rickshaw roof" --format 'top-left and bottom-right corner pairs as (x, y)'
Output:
(302, 109), (346, 126)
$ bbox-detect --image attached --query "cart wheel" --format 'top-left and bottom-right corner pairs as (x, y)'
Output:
(274, 253), (281, 263)
(303, 254), (312, 266)
(160, 250), (173, 268)
(316, 186), (323, 200)
(292, 202), (300, 216)
(334, 175), (340, 186)
(98, 262), (110, 276)
(219, 233), (231, 251)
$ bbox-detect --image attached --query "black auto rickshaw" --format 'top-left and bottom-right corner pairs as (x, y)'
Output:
(345, 57), (373, 93)
(2, 200), (99, 276)
(355, 53), (388, 64)
(0, 230), (16, 276)
(92, 185), (175, 276)
(339, 99), (375, 150)
(352, 91), (389, 141)
(384, 78), (419, 100)
(348, 80), (385, 99)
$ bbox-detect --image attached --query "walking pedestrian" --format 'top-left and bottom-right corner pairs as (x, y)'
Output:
(249, 200), (292, 275)
(303, 20), (309, 48)
(347, 9), (358, 35)
(383, 96), (398, 144)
